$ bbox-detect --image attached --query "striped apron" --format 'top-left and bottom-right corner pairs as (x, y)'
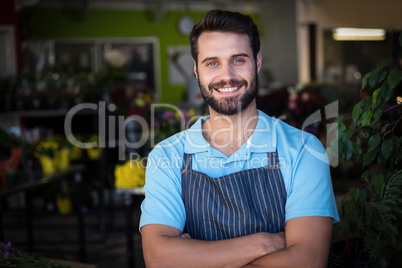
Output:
(181, 151), (287, 241)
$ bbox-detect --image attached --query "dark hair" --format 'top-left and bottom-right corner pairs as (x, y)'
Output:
(189, 10), (260, 65)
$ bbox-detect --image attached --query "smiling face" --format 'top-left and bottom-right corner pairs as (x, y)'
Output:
(195, 31), (261, 116)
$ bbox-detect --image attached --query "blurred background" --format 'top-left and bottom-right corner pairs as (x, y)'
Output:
(0, 0), (401, 267)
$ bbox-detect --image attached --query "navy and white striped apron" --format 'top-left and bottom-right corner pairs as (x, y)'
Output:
(181, 151), (287, 241)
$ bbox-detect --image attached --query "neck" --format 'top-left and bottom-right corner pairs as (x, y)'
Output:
(202, 101), (258, 156)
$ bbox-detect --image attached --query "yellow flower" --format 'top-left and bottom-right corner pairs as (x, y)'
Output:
(188, 108), (196, 118)
(134, 97), (146, 107)
(35, 139), (59, 157)
(70, 146), (83, 160)
(397, 96), (402, 105)
(144, 93), (152, 102)
(86, 147), (102, 160)
(88, 135), (99, 142)
(114, 160), (145, 188)
(175, 110), (181, 119)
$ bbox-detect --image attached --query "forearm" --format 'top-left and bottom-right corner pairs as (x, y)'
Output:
(243, 217), (333, 268)
(243, 243), (329, 268)
(142, 225), (285, 268)
(145, 233), (266, 268)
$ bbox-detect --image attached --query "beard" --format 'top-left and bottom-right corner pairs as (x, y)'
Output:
(198, 70), (258, 116)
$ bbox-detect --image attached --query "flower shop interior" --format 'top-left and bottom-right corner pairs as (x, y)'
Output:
(1, 0), (401, 267)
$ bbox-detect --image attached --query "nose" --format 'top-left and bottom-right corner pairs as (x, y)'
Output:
(218, 62), (236, 82)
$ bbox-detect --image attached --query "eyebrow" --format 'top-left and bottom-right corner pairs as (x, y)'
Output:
(201, 53), (250, 64)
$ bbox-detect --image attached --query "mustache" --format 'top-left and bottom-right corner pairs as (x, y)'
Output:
(208, 79), (248, 90)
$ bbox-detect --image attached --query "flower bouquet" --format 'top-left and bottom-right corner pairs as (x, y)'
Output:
(114, 160), (145, 188)
(153, 108), (196, 144)
(84, 135), (103, 160)
(35, 138), (59, 175)
(35, 136), (73, 175)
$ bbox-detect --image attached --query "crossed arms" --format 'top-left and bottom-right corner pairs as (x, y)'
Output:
(142, 216), (333, 268)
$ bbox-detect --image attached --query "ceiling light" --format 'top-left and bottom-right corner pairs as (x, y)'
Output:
(333, 28), (386, 41)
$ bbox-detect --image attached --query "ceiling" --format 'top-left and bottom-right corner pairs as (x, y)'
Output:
(17, 0), (274, 12)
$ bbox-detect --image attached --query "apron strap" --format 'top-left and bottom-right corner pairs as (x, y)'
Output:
(268, 151), (280, 168)
(181, 153), (193, 171)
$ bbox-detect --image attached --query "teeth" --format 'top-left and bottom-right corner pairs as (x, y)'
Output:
(216, 87), (238, 93)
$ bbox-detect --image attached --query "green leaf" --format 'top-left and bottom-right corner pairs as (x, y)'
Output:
(352, 141), (362, 155)
(378, 69), (387, 84)
(369, 69), (379, 89)
(377, 152), (386, 164)
(361, 96), (372, 107)
(361, 72), (370, 90)
(381, 81), (393, 102)
(349, 187), (360, 201)
(361, 171), (370, 183)
(361, 110), (372, 126)
(368, 133), (381, 151)
(333, 116), (344, 123)
(358, 188), (368, 203)
(371, 87), (381, 108)
(343, 200), (356, 216)
(352, 101), (363, 123)
(343, 129), (353, 141)
(372, 107), (383, 123)
(337, 220), (346, 237)
(339, 122), (347, 134)
(328, 122), (339, 134)
(349, 216), (359, 234)
(376, 57), (393, 72)
(338, 140), (344, 156)
(363, 149), (377, 167)
(381, 123), (392, 134)
(372, 173), (385, 192)
(345, 140), (353, 161)
(381, 139), (393, 160)
(388, 69), (402, 89)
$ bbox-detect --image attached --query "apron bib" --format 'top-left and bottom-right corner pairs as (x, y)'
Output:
(181, 151), (286, 241)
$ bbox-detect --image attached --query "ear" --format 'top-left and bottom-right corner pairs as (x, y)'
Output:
(193, 59), (198, 79)
(256, 51), (262, 74)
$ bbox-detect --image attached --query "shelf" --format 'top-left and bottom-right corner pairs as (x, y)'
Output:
(0, 109), (98, 117)
(0, 164), (86, 198)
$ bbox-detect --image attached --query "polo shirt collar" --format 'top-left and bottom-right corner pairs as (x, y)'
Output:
(249, 110), (277, 153)
(184, 115), (210, 154)
(183, 110), (277, 154)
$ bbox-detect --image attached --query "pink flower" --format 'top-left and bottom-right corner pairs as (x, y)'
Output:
(162, 111), (176, 123)
(301, 91), (310, 102)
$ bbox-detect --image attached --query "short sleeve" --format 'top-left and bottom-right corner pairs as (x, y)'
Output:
(139, 148), (186, 232)
(285, 134), (340, 223)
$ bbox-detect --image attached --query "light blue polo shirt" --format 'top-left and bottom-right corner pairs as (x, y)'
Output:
(140, 110), (339, 232)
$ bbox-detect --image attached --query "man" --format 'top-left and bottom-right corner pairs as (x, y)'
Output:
(140, 10), (339, 267)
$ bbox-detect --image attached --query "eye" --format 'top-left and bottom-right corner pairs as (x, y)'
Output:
(233, 58), (246, 64)
(206, 61), (218, 67)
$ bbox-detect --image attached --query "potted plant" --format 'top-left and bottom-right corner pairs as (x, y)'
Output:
(327, 33), (402, 268)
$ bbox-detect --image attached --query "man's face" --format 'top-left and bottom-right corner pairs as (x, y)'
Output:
(195, 31), (261, 115)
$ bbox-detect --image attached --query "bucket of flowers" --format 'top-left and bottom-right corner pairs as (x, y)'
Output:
(35, 138), (59, 176)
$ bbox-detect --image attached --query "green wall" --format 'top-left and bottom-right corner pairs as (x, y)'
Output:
(26, 8), (260, 105)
